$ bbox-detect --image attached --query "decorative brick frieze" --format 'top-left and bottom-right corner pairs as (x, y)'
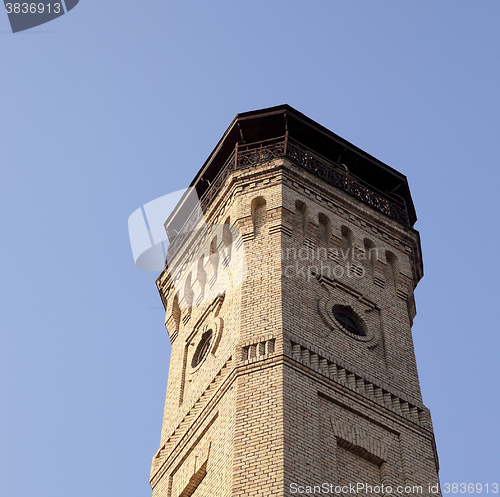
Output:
(241, 335), (276, 363)
(288, 336), (425, 427)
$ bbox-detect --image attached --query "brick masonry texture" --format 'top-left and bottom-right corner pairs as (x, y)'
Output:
(151, 156), (440, 496)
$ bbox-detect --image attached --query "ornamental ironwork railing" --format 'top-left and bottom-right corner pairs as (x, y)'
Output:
(167, 136), (410, 258)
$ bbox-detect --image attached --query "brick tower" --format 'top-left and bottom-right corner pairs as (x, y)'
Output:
(150, 105), (440, 497)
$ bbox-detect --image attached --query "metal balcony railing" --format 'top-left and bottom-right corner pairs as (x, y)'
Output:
(167, 135), (410, 258)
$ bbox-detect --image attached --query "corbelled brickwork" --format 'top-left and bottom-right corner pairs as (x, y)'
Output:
(150, 106), (440, 497)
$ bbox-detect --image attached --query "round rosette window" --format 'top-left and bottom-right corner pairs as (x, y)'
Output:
(332, 307), (366, 337)
(318, 297), (375, 343)
(191, 330), (213, 368)
(329, 304), (373, 342)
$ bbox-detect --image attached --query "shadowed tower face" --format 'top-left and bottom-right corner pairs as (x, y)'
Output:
(150, 105), (440, 497)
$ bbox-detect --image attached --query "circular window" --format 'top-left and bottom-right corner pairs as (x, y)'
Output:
(332, 308), (366, 337)
(191, 330), (213, 368)
(318, 297), (375, 343)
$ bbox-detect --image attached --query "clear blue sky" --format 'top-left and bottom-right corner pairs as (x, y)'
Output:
(1, 2), (499, 496)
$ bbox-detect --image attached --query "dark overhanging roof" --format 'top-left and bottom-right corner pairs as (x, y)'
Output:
(166, 104), (417, 238)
